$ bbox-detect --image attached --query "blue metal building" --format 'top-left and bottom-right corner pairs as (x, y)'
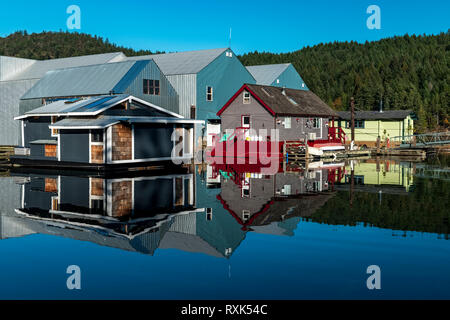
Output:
(246, 63), (308, 90)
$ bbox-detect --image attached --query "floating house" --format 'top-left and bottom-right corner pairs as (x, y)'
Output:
(337, 110), (416, 147)
(14, 94), (202, 169)
(216, 84), (345, 153)
(246, 63), (308, 90)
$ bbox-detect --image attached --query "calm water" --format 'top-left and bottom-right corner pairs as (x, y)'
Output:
(0, 156), (449, 299)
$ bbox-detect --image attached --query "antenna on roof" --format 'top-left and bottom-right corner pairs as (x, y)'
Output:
(229, 27), (232, 48)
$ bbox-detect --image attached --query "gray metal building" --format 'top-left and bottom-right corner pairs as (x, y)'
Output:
(0, 52), (125, 146)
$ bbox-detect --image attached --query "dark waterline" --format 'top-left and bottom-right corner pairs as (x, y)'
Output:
(0, 156), (449, 299)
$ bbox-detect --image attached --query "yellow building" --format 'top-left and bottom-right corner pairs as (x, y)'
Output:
(336, 110), (417, 147)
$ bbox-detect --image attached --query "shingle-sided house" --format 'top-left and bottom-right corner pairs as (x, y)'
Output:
(216, 84), (344, 151)
(14, 94), (202, 169)
(337, 110), (417, 147)
(246, 63), (308, 90)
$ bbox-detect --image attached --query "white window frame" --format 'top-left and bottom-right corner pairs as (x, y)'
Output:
(242, 115), (250, 128)
(51, 116), (58, 137)
(89, 129), (105, 164)
(284, 117), (291, 129)
(243, 91), (251, 104)
(313, 118), (322, 129)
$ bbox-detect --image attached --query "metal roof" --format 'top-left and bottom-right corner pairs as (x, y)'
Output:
(21, 60), (148, 99)
(21, 94), (130, 116)
(127, 48), (228, 75)
(16, 94), (185, 120)
(29, 139), (57, 145)
(246, 64), (291, 85)
(337, 110), (416, 120)
(49, 116), (123, 129)
(6, 52), (125, 81)
(49, 116), (202, 129)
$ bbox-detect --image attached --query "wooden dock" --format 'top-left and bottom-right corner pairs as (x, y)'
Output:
(0, 146), (14, 166)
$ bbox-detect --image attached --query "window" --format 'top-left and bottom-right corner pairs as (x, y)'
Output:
(206, 208), (213, 221)
(242, 185), (250, 198)
(91, 199), (104, 211)
(242, 210), (250, 221)
(51, 116), (58, 137)
(242, 115), (250, 128)
(91, 130), (103, 143)
(313, 118), (322, 128)
(243, 91), (251, 104)
(206, 86), (213, 101)
(143, 79), (160, 95)
(284, 117), (291, 129)
(345, 120), (365, 129)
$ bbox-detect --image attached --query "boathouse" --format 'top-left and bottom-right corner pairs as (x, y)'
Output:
(216, 84), (345, 151)
(13, 94), (202, 169)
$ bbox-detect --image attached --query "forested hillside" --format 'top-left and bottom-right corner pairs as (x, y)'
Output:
(1, 31), (448, 131)
(240, 32), (449, 131)
(0, 31), (159, 59)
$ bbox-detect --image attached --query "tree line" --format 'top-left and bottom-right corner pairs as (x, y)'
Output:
(1, 30), (448, 131)
(240, 31), (449, 132)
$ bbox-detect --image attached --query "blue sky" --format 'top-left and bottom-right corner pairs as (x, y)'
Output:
(0, 0), (448, 54)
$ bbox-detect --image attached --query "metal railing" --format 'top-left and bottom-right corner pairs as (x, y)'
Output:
(390, 131), (450, 148)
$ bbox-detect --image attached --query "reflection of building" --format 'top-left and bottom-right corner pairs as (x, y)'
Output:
(12, 172), (200, 255)
(215, 164), (337, 235)
(3, 170), (247, 258)
(337, 159), (414, 193)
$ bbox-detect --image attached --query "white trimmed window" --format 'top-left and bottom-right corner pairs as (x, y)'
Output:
(51, 116), (58, 137)
(313, 118), (322, 129)
(242, 115), (250, 128)
(206, 86), (213, 101)
(284, 117), (291, 129)
(243, 91), (251, 104)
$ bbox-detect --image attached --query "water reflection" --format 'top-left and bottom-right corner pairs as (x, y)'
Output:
(0, 157), (448, 260)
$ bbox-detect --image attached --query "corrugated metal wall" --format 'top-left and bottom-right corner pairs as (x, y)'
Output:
(272, 64), (308, 90)
(124, 60), (179, 114)
(166, 74), (197, 118)
(197, 50), (256, 121)
(0, 79), (39, 145)
(0, 56), (35, 81)
(169, 212), (197, 235)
